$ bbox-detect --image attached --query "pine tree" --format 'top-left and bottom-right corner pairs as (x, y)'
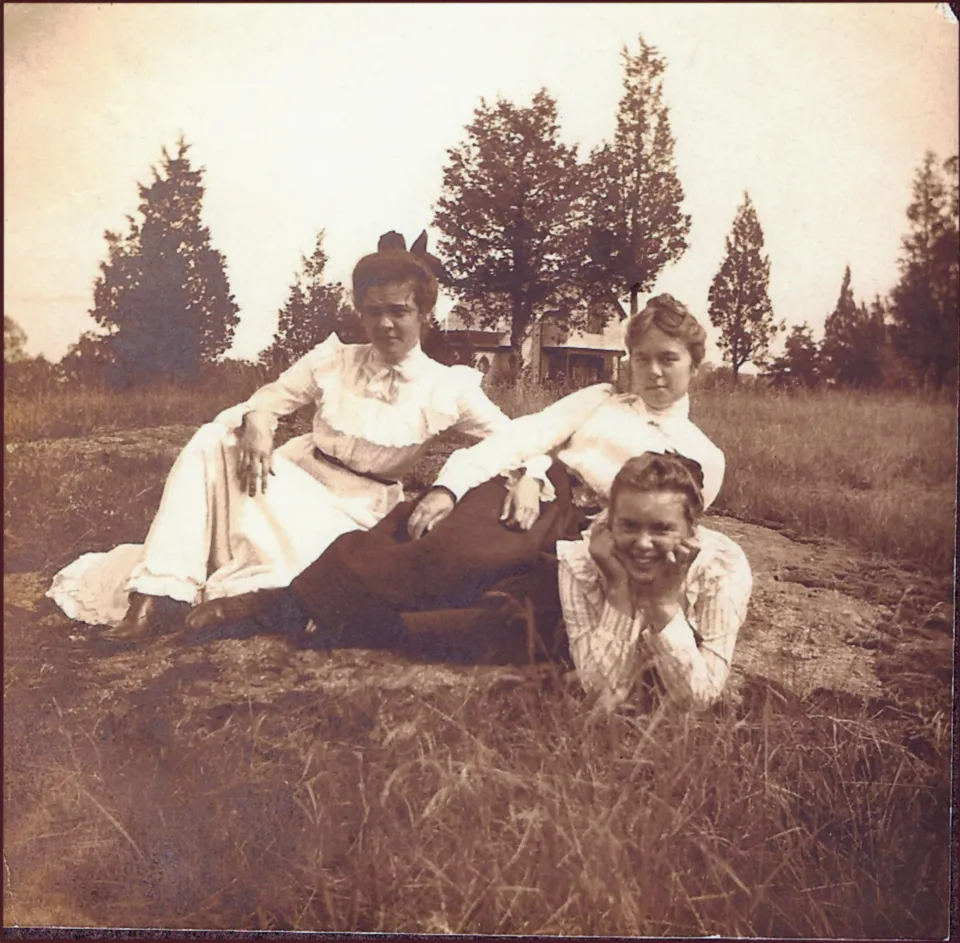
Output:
(581, 35), (691, 315)
(822, 269), (888, 387)
(433, 90), (583, 366)
(889, 151), (959, 389)
(90, 136), (239, 385)
(708, 193), (781, 379)
(260, 231), (359, 371)
(768, 322), (822, 389)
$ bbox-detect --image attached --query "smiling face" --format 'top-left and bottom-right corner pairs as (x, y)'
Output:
(626, 326), (697, 409)
(358, 281), (426, 363)
(609, 489), (694, 584)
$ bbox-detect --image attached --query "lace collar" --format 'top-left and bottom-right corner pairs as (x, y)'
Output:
(359, 342), (432, 402)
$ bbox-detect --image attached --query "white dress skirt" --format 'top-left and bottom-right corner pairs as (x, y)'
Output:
(47, 336), (513, 627)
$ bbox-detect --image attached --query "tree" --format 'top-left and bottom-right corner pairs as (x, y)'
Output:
(820, 267), (886, 387)
(90, 136), (240, 386)
(581, 35), (691, 315)
(889, 151), (959, 389)
(59, 330), (117, 388)
(4, 316), (28, 364)
(433, 89), (583, 367)
(708, 193), (782, 380)
(260, 231), (360, 372)
(768, 322), (822, 389)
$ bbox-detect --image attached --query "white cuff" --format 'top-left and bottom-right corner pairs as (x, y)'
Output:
(642, 610), (700, 658)
(213, 404), (279, 434)
(503, 454), (556, 504)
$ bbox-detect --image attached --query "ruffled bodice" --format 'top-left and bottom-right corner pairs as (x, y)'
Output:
(214, 335), (510, 479)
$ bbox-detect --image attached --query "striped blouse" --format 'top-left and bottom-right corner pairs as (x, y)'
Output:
(556, 525), (753, 712)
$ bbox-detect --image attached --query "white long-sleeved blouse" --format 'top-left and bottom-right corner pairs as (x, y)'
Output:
(434, 384), (725, 510)
(213, 335), (512, 481)
(557, 526), (753, 711)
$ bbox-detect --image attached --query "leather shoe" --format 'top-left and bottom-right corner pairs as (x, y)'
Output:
(184, 591), (274, 632)
(102, 592), (161, 641)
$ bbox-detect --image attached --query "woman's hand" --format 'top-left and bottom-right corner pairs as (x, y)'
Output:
(407, 487), (456, 540)
(588, 521), (634, 614)
(500, 475), (542, 531)
(637, 535), (701, 629)
(237, 410), (276, 497)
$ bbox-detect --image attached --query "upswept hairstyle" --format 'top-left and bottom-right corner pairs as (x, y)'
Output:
(623, 293), (707, 367)
(609, 452), (706, 525)
(352, 231), (441, 316)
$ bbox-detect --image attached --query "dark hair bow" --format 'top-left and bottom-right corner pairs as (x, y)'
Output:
(377, 230), (445, 280)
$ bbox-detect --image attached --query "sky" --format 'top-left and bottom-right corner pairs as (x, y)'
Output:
(4, 2), (958, 365)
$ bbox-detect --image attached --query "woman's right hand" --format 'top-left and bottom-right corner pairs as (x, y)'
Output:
(407, 487), (456, 540)
(589, 520), (635, 615)
(237, 410), (276, 496)
(588, 520), (629, 588)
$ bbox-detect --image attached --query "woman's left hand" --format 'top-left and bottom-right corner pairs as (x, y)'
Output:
(500, 475), (542, 531)
(637, 535), (701, 628)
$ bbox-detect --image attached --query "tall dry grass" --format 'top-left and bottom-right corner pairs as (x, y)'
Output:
(3, 376), (954, 934)
(691, 387), (956, 575)
(2, 658), (950, 935)
(4, 378), (955, 575)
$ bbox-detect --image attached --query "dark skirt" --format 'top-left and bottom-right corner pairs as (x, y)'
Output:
(289, 463), (588, 656)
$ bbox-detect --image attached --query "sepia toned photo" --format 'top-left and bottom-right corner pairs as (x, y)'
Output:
(4, 2), (957, 937)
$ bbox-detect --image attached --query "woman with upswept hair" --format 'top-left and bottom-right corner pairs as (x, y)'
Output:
(47, 231), (553, 639)
(182, 293), (731, 669)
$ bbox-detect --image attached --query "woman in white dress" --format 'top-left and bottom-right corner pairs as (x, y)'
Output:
(47, 231), (536, 639)
(186, 294), (727, 659)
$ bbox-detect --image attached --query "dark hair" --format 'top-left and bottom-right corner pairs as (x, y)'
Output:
(352, 231), (440, 316)
(624, 293), (707, 367)
(609, 452), (705, 525)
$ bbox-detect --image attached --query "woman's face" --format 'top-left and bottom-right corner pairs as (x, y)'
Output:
(626, 326), (697, 409)
(358, 281), (426, 363)
(609, 489), (694, 585)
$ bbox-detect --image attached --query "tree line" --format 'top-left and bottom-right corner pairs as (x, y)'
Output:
(5, 37), (957, 392)
(768, 153), (958, 390)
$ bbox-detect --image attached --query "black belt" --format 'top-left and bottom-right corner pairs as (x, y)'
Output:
(314, 447), (399, 487)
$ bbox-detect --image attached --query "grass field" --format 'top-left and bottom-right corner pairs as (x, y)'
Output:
(3, 377), (956, 934)
(6, 378), (956, 574)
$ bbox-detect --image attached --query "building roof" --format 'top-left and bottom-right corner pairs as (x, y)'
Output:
(443, 304), (626, 353)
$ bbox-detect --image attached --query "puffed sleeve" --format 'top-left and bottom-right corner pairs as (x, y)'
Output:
(213, 335), (343, 432)
(642, 537), (751, 709)
(697, 437), (726, 512)
(557, 538), (643, 710)
(446, 365), (512, 438)
(434, 384), (613, 502)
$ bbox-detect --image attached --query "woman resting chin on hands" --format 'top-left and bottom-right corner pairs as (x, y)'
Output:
(558, 452), (753, 713)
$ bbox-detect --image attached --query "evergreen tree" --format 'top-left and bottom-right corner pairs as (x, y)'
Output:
(889, 151), (959, 388)
(581, 35), (691, 315)
(60, 330), (116, 387)
(821, 265), (857, 383)
(4, 316), (28, 364)
(433, 89), (583, 366)
(708, 193), (781, 380)
(90, 136), (239, 385)
(768, 322), (822, 389)
(260, 231), (359, 372)
(822, 269), (887, 387)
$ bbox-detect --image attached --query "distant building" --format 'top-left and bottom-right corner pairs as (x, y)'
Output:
(442, 300), (625, 386)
